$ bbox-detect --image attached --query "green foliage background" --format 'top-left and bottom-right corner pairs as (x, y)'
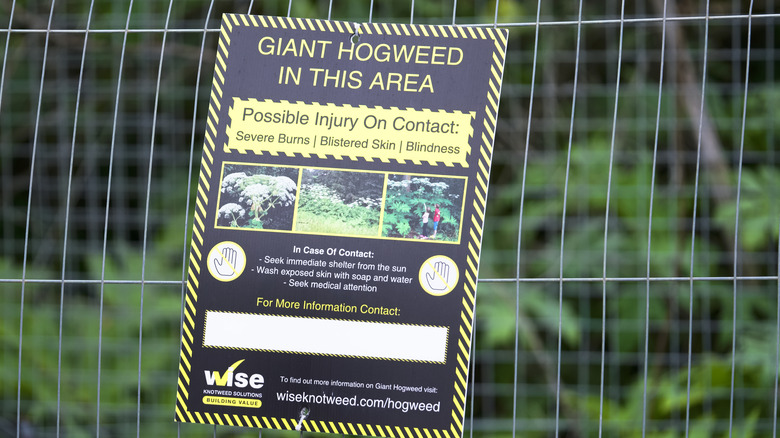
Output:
(0, 0), (778, 437)
(296, 169), (383, 236)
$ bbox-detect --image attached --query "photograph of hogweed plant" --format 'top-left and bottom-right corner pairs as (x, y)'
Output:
(382, 175), (465, 242)
(216, 164), (298, 230)
(295, 169), (384, 236)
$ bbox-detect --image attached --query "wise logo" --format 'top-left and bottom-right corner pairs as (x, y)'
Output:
(204, 359), (265, 389)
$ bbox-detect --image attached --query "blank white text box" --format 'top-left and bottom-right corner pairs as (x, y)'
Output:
(203, 311), (448, 363)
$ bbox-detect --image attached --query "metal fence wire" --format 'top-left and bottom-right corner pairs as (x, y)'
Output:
(1, 0), (778, 437)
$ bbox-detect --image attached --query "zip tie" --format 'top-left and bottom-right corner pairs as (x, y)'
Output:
(295, 407), (310, 432)
(351, 22), (361, 45)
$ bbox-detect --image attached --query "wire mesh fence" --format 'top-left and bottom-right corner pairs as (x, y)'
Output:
(1, 0), (778, 437)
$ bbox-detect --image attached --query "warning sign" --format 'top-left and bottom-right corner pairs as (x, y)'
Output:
(175, 14), (507, 438)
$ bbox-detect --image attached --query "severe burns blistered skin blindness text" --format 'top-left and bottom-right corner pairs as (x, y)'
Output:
(226, 99), (474, 165)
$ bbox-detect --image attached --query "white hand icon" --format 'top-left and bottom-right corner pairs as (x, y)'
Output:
(213, 246), (237, 277)
(425, 261), (450, 291)
(419, 256), (459, 296)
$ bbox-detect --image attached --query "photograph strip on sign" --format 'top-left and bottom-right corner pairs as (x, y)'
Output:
(175, 14), (507, 438)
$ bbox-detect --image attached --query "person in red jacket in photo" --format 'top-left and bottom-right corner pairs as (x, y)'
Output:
(431, 204), (441, 238)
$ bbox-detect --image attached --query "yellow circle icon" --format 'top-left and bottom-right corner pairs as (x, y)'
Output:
(419, 255), (459, 296)
(207, 241), (246, 282)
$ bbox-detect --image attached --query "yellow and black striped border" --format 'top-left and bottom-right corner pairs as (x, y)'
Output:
(175, 13), (508, 438)
(175, 12), (233, 426)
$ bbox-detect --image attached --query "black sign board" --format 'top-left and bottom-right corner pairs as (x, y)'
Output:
(175, 14), (507, 438)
